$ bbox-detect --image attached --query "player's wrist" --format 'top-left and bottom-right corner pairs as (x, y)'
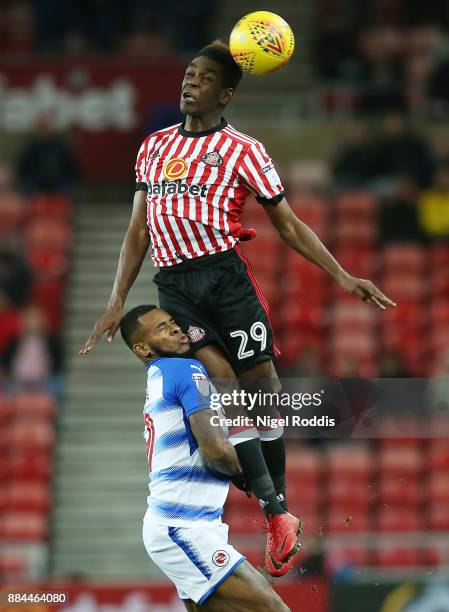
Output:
(107, 295), (125, 311)
(335, 268), (352, 288)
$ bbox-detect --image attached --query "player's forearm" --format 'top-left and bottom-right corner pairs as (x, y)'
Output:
(279, 216), (350, 284)
(108, 225), (150, 307)
(203, 440), (242, 477)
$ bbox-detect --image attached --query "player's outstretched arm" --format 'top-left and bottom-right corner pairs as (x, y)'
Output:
(79, 190), (150, 355)
(189, 409), (242, 477)
(264, 198), (396, 310)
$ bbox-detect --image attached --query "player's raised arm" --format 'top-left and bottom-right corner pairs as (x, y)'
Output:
(189, 409), (242, 477)
(79, 190), (150, 354)
(263, 197), (396, 310)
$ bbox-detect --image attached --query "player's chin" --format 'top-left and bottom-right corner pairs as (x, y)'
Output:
(178, 341), (191, 354)
(180, 99), (200, 114)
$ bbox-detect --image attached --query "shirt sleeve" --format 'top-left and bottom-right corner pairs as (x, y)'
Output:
(135, 137), (150, 191)
(173, 359), (213, 419)
(237, 140), (285, 205)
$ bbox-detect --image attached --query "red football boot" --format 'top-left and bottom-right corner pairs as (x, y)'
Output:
(265, 552), (296, 577)
(265, 513), (303, 576)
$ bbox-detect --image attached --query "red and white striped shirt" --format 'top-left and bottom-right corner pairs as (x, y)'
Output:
(135, 118), (284, 267)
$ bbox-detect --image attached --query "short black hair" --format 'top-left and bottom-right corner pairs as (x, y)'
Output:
(120, 304), (157, 350)
(195, 40), (243, 89)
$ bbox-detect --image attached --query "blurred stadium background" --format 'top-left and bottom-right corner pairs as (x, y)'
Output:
(1, 0), (449, 610)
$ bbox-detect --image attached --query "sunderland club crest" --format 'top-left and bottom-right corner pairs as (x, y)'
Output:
(201, 151), (223, 167)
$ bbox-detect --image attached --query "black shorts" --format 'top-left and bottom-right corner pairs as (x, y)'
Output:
(153, 248), (279, 374)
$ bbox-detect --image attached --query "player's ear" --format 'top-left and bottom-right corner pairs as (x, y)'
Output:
(221, 88), (234, 105)
(133, 342), (153, 359)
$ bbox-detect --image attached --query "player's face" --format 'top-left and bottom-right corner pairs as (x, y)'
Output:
(180, 56), (233, 116)
(134, 309), (190, 359)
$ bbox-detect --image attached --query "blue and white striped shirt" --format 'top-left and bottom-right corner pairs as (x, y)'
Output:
(142, 357), (229, 526)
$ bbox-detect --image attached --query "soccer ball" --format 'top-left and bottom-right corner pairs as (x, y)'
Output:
(229, 11), (295, 76)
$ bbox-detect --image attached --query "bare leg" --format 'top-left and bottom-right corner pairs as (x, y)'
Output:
(193, 561), (290, 611)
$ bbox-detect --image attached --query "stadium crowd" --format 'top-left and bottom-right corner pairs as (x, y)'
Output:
(315, 0), (449, 115)
(0, 0), (217, 57)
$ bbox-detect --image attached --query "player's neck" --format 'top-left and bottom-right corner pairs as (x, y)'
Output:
(184, 112), (223, 133)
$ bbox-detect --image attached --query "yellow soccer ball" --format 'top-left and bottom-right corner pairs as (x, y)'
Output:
(229, 11), (295, 76)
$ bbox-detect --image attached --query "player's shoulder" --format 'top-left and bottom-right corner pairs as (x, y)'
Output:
(150, 357), (207, 379)
(223, 122), (265, 151)
(138, 123), (182, 150)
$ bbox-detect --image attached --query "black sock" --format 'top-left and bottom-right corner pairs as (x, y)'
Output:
(233, 438), (284, 518)
(261, 437), (288, 512)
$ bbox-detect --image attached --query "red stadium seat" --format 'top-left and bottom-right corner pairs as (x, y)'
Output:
(0, 194), (24, 235)
(377, 507), (421, 532)
(429, 269), (449, 298)
(427, 505), (449, 531)
(28, 194), (72, 219)
(382, 275), (427, 300)
(378, 447), (422, 479)
(327, 479), (373, 509)
(0, 552), (28, 579)
(1, 482), (52, 512)
(27, 249), (69, 278)
(430, 300), (449, 327)
(335, 191), (378, 220)
(331, 301), (378, 331)
(429, 244), (449, 268)
(0, 512), (48, 541)
(326, 508), (371, 533)
(426, 444), (449, 472)
(5, 451), (53, 482)
(0, 394), (13, 424)
(287, 480), (321, 512)
(335, 220), (377, 246)
(25, 219), (71, 251)
(429, 327), (449, 352)
(7, 421), (55, 450)
(378, 477), (421, 508)
(382, 244), (427, 272)
(11, 391), (55, 421)
(376, 547), (421, 567)
(326, 445), (374, 481)
(380, 301), (426, 331)
(331, 332), (377, 358)
(225, 509), (265, 534)
(31, 281), (65, 332)
(286, 447), (322, 483)
(279, 301), (326, 333)
(332, 248), (379, 277)
(426, 474), (449, 504)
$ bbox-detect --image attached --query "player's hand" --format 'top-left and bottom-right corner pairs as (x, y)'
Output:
(79, 302), (123, 355)
(338, 274), (396, 310)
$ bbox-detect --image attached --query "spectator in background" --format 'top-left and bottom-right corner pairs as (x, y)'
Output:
(418, 163), (449, 240)
(356, 27), (406, 114)
(0, 290), (21, 379)
(378, 176), (427, 243)
(0, 245), (32, 307)
(333, 119), (377, 187)
(372, 113), (434, 188)
(17, 114), (78, 196)
(2, 304), (62, 393)
(0, 0), (34, 56)
(378, 351), (411, 377)
(0, 163), (25, 241)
